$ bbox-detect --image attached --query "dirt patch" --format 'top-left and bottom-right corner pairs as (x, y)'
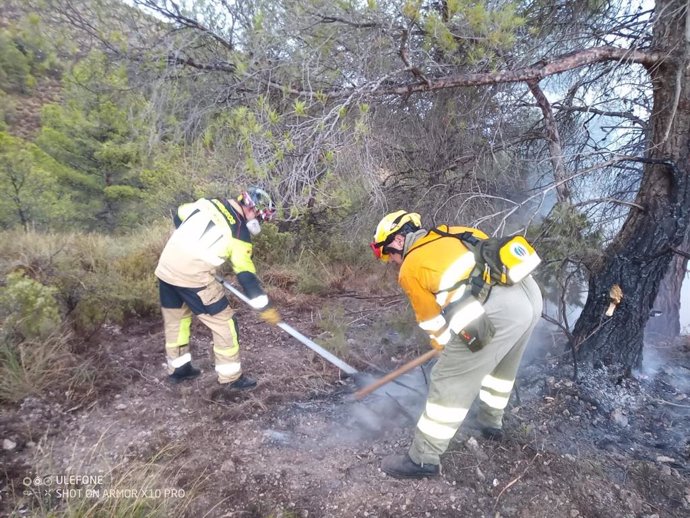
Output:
(1, 296), (689, 517)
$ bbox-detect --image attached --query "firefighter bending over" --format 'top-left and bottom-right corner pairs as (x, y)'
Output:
(370, 211), (543, 479)
(155, 187), (281, 392)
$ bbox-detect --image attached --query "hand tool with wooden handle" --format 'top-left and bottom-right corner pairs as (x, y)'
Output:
(354, 349), (439, 400)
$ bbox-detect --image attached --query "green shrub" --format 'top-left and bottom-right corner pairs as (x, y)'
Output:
(0, 271), (60, 340)
(0, 225), (168, 336)
(252, 221), (297, 265)
(0, 31), (33, 93)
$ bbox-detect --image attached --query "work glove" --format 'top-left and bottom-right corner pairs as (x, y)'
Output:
(260, 307), (282, 325)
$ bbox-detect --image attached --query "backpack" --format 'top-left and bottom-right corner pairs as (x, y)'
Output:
(429, 227), (541, 299)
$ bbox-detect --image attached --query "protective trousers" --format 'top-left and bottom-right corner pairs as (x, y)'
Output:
(408, 275), (543, 466)
(160, 280), (243, 384)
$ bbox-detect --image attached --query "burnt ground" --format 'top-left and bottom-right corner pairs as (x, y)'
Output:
(1, 291), (689, 518)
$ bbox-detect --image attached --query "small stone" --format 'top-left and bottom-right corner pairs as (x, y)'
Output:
(493, 478), (499, 487)
(466, 437), (479, 450)
(610, 408), (628, 427)
(221, 459), (236, 473)
(115, 403), (127, 410)
(476, 466), (486, 481)
(3, 439), (16, 451)
(26, 441), (36, 448)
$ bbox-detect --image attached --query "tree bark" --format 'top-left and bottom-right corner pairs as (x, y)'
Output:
(646, 230), (690, 337)
(572, 0), (690, 368)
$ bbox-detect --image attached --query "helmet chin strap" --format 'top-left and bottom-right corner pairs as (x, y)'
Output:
(383, 243), (403, 258)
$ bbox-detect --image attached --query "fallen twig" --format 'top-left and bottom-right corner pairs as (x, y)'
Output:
(494, 452), (541, 508)
(651, 397), (690, 409)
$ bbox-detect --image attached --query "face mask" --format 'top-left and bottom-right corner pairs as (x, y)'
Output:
(246, 218), (261, 236)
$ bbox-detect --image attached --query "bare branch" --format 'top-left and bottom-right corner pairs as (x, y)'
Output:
(315, 15), (378, 29)
(671, 247), (690, 260)
(527, 79), (570, 203)
(552, 103), (648, 128)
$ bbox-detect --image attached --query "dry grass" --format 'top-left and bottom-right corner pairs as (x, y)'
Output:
(11, 438), (202, 518)
(0, 329), (88, 404)
(0, 223), (170, 335)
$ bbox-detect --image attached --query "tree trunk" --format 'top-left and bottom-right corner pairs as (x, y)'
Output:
(646, 229), (690, 337)
(572, 0), (690, 368)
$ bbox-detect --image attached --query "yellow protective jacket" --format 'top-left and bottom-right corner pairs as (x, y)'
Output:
(155, 198), (268, 309)
(399, 225), (488, 349)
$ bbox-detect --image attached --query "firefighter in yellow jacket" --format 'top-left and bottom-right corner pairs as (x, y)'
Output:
(155, 187), (281, 392)
(370, 211), (543, 478)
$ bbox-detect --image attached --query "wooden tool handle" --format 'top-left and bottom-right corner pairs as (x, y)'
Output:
(354, 349), (440, 400)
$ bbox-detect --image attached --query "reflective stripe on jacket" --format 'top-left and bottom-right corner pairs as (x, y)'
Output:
(399, 226), (488, 348)
(155, 198), (267, 307)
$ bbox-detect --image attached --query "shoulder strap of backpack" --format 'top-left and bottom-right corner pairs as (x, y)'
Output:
(428, 227), (482, 247)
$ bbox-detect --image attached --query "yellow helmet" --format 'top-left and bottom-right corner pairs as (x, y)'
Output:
(370, 210), (422, 262)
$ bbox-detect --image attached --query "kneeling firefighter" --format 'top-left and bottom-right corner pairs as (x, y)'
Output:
(370, 211), (543, 478)
(155, 187), (281, 392)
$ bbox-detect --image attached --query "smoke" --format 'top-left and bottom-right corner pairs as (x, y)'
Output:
(327, 367), (431, 445)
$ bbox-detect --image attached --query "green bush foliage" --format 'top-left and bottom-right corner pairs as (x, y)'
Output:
(0, 225), (167, 337)
(529, 202), (602, 306)
(0, 31), (33, 93)
(0, 271), (60, 340)
(0, 132), (79, 230)
(252, 214), (376, 295)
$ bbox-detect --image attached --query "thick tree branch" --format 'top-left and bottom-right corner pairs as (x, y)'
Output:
(527, 79), (571, 203)
(324, 46), (662, 98)
(228, 46), (662, 100)
(399, 27), (430, 86)
(316, 15), (378, 28)
(671, 247), (690, 260)
(168, 55), (236, 73)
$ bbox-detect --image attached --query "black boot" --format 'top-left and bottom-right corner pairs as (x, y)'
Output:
(211, 374), (257, 401)
(225, 374), (257, 391)
(381, 453), (439, 479)
(481, 426), (504, 441)
(168, 363), (201, 384)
